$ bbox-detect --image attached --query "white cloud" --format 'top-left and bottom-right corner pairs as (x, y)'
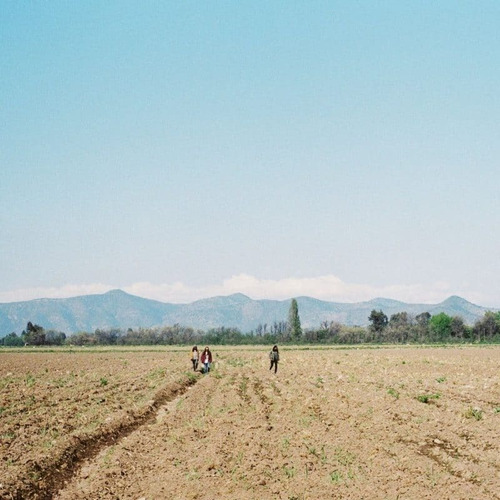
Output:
(0, 274), (495, 306)
(218, 274), (455, 304)
(0, 284), (113, 303)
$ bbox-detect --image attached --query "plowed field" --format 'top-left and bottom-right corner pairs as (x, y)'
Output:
(1, 346), (499, 499)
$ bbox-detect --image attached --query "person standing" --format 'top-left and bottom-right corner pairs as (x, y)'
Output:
(269, 345), (279, 374)
(191, 346), (199, 371)
(200, 346), (213, 374)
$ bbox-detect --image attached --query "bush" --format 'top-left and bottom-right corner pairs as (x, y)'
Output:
(2, 332), (24, 347)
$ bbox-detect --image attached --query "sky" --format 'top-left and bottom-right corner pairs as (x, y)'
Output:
(1, 1), (499, 307)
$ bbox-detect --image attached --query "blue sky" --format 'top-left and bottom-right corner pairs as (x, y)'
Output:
(1, 1), (499, 307)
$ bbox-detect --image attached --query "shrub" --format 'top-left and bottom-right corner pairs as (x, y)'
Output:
(464, 406), (483, 420)
(416, 393), (440, 404)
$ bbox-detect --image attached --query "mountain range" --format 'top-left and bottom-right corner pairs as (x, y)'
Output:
(0, 290), (495, 336)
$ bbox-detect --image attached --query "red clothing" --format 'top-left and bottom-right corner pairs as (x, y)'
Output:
(201, 350), (212, 363)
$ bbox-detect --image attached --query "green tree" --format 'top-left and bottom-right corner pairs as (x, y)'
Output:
(414, 311), (431, 342)
(22, 322), (46, 346)
(473, 311), (500, 341)
(429, 312), (452, 341)
(2, 332), (24, 346)
(368, 310), (388, 334)
(387, 311), (411, 342)
(45, 330), (67, 345)
(288, 298), (302, 342)
(449, 316), (467, 339)
(389, 311), (410, 328)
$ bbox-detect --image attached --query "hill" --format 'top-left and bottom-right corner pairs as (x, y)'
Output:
(0, 290), (494, 336)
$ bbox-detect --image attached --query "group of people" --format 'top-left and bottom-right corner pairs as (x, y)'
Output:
(190, 346), (212, 373)
(190, 345), (280, 374)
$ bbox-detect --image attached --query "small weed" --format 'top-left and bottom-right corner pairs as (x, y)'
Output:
(43, 439), (54, 450)
(314, 376), (324, 388)
(28, 471), (40, 481)
(239, 377), (248, 394)
(185, 371), (197, 383)
(334, 447), (356, 466)
(436, 377), (446, 383)
(416, 393), (440, 404)
(26, 395), (36, 407)
(148, 367), (166, 379)
(387, 387), (399, 399)
(100, 377), (108, 386)
(282, 437), (290, 451)
(320, 446), (328, 464)
(0, 376), (13, 390)
(52, 377), (68, 388)
(102, 446), (115, 467)
(306, 443), (319, 458)
(283, 465), (295, 479)
(186, 469), (200, 480)
(25, 373), (36, 387)
(469, 471), (479, 483)
(190, 417), (204, 430)
(299, 415), (315, 427)
(226, 358), (247, 367)
(464, 406), (483, 421)
(425, 465), (441, 487)
(39, 425), (49, 437)
(494, 407), (500, 414)
(330, 470), (342, 483)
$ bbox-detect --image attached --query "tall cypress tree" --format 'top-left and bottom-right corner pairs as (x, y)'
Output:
(288, 298), (302, 342)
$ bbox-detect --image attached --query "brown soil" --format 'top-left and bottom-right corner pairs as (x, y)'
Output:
(1, 346), (500, 499)
(0, 348), (193, 499)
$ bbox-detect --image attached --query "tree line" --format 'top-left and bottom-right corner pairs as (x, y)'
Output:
(2, 300), (500, 346)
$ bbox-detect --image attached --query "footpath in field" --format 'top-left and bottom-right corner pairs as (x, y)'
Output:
(53, 347), (500, 500)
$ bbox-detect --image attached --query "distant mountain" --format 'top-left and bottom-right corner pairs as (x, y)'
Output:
(0, 290), (495, 336)
(0, 290), (175, 335)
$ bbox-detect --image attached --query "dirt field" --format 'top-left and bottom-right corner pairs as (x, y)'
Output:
(1, 345), (499, 499)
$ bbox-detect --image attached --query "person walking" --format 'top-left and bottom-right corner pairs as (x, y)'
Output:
(269, 345), (279, 374)
(200, 346), (213, 374)
(191, 346), (199, 371)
